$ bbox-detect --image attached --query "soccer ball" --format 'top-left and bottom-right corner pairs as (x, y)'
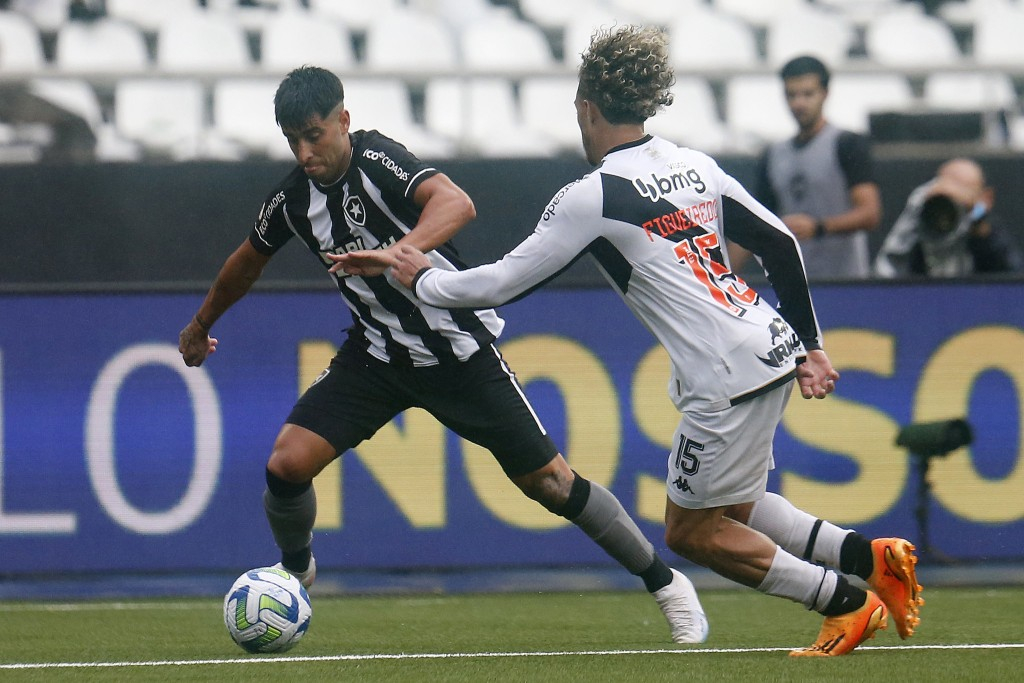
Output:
(224, 566), (312, 653)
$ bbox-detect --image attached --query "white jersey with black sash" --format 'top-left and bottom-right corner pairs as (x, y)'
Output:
(413, 135), (824, 412)
(249, 129), (504, 366)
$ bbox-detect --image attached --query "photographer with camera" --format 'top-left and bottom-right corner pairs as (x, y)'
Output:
(874, 158), (1023, 277)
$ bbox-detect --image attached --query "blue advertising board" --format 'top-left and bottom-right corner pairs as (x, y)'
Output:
(1, 282), (1021, 574)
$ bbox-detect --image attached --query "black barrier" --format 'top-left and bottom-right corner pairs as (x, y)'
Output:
(3, 154), (1024, 289)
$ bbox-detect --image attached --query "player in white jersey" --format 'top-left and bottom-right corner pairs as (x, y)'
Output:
(179, 65), (708, 644)
(333, 27), (923, 656)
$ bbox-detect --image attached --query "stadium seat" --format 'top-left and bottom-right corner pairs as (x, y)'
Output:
(424, 77), (552, 158)
(605, 0), (704, 24)
(939, 0), (1018, 32)
(459, 8), (555, 75)
(667, 8), (760, 71)
(713, 0), (810, 27)
(973, 5), (1024, 66)
(645, 77), (730, 154)
(923, 71), (1018, 112)
(259, 10), (355, 73)
(54, 18), (149, 73)
(864, 8), (961, 67)
(520, 76), (583, 155)
(815, 0), (903, 27)
(343, 78), (456, 159)
(407, 0), (495, 32)
(724, 74), (794, 150)
(156, 10), (253, 73)
(30, 77), (141, 161)
(825, 73), (914, 133)
(212, 78), (294, 161)
(518, 0), (599, 31)
(562, 7), (641, 67)
(114, 78), (206, 160)
(106, 0), (198, 33)
(8, 0), (71, 32)
(308, 0), (400, 32)
(363, 7), (457, 73)
(765, 6), (855, 69)
(29, 77), (103, 130)
(0, 10), (46, 72)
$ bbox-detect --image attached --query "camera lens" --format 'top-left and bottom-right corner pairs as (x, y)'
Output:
(920, 194), (960, 236)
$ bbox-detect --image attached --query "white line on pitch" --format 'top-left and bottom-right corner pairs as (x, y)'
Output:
(0, 601), (213, 612)
(2, 643), (1023, 670)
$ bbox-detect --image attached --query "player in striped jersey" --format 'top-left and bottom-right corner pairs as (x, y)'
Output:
(335, 27), (923, 656)
(178, 66), (707, 643)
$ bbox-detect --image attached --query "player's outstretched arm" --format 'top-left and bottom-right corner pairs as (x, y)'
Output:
(327, 249), (399, 278)
(179, 239), (270, 367)
(327, 245), (428, 287)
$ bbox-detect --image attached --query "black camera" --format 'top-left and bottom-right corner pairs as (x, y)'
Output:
(920, 194), (987, 240)
(895, 418), (973, 457)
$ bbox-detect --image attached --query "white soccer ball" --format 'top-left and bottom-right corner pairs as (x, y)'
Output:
(224, 566), (312, 653)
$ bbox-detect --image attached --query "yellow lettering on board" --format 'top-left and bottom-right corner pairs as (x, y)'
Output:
(924, 326), (1024, 522)
(631, 346), (675, 524)
(300, 341), (447, 529)
(461, 335), (621, 529)
(781, 329), (906, 525)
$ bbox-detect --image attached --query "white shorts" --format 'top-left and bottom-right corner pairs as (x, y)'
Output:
(665, 384), (792, 510)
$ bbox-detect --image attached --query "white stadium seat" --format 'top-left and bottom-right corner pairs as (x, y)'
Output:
(0, 10), (45, 72)
(724, 74), (794, 149)
(826, 73), (914, 134)
(259, 10), (355, 73)
(459, 9), (555, 75)
(646, 77), (730, 154)
(865, 8), (961, 68)
(157, 11), (252, 73)
(55, 18), (149, 73)
(364, 7), (457, 73)
(668, 8), (760, 71)
(766, 6), (855, 69)
(343, 78), (456, 159)
(520, 76), (583, 155)
(973, 5), (1024, 66)
(425, 77), (552, 158)
(212, 78), (294, 161)
(106, 0), (198, 33)
(308, 0), (400, 32)
(115, 79), (206, 160)
(923, 71), (1018, 112)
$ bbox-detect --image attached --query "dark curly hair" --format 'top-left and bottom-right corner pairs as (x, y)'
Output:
(577, 25), (675, 125)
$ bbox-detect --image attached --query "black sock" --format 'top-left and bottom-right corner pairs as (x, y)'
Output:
(266, 467), (312, 499)
(821, 575), (867, 616)
(839, 532), (875, 580)
(265, 468), (314, 573)
(638, 556), (674, 593)
(555, 471), (591, 520)
(282, 546), (311, 573)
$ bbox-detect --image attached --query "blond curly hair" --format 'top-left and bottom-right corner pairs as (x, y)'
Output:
(577, 25), (675, 125)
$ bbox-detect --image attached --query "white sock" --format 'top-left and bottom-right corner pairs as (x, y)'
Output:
(747, 492), (849, 568)
(757, 546), (838, 612)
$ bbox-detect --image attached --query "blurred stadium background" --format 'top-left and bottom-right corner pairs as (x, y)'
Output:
(1, 0), (1023, 600)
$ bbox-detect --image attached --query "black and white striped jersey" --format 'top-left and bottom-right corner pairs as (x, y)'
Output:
(248, 129), (504, 366)
(413, 135), (824, 411)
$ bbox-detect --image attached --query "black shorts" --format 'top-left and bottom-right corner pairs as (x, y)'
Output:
(286, 342), (558, 478)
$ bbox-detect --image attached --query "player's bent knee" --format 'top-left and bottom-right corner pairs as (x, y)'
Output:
(511, 462), (573, 511)
(267, 424), (337, 484)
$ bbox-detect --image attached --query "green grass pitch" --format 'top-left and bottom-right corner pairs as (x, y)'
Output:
(2, 585), (1022, 682)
